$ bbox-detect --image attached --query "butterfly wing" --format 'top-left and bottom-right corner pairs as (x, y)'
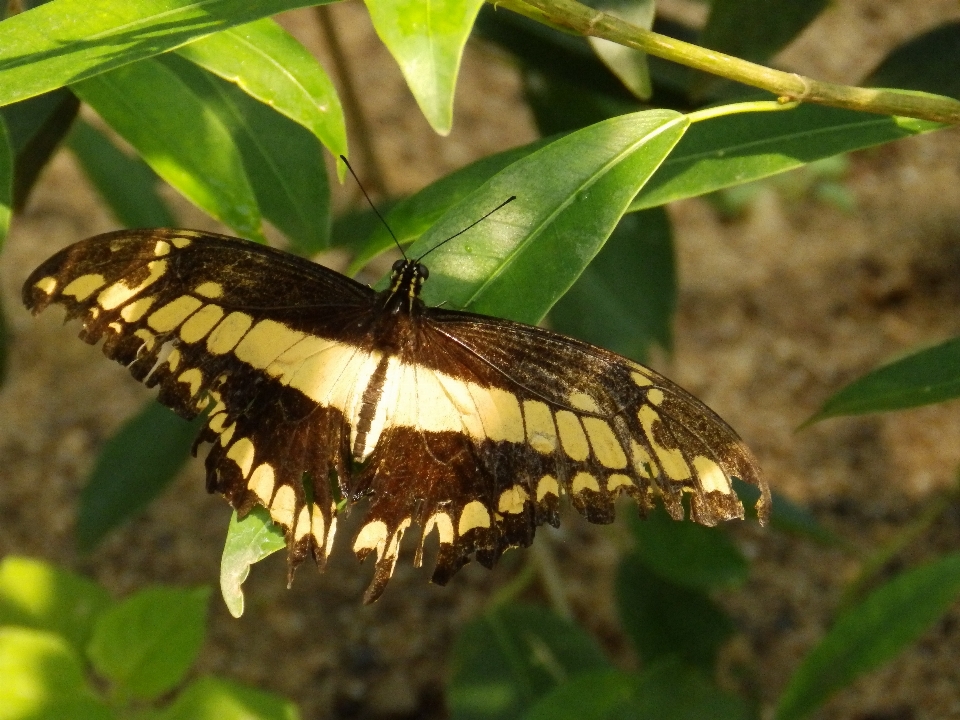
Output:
(348, 305), (768, 601)
(23, 229), (376, 572)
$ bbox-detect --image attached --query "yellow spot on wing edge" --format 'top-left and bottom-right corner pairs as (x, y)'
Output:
(226, 438), (255, 478)
(498, 485), (529, 514)
(172, 235), (192, 248)
(647, 388), (665, 406)
(638, 406), (692, 481)
(537, 475), (560, 501)
(459, 501), (491, 534)
(63, 274), (106, 300)
(607, 474), (633, 492)
(249, 464), (275, 504)
(294, 506), (311, 542)
(354, 520), (388, 555)
(34, 277), (57, 294)
(693, 456), (732, 494)
(134, 328), (156, 351)
(424, 512), (454, 545)
(166, 347), (181, 373)
(154, 240), (170, 256)
(270, 485), (297, 528)
(572, 472), (600, 494)
(631, 370), (654, 387)
(311, 504), (326, 548)
(177, 368), (202, 396)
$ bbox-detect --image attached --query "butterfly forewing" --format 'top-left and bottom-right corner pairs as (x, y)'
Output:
(24, 228), (768, 603)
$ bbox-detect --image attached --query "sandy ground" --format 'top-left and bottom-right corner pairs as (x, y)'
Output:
(4, 0), (960, 718)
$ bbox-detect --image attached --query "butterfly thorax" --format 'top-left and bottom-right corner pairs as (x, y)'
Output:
(376, 258), (428, 318)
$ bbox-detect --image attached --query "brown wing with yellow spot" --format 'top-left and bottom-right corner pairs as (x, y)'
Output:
(343, 306), (768, 602)
(23, 229), (375, 576)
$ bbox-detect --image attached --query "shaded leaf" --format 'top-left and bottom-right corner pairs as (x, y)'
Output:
(631, 103), (943, 212)
(616, 556), (733, 671)
(365, 0), (485, 134)
(408, 110), (688, 325)
(732, 479), (840, 545)
(806, 337), (960, 424)
(628, 507), (748, 591)
(0, 556), (112, 654)
(177, 17), (347, 160)
(66, 119), (176, 228)
(0, 88), (79, 210)
(630, 661), (752, 720)
(347, 137), (552, 274)
(448, 603), (610, 720)
(550, 207), (674, 363)
(154, 676), (300, 720)
(158, 54), (330, 253)
(776, 553), (960, 720)
(0, 0), (328, 109)
(865, 21), (960, 101)
(220, 507), (286, 619)
(77, 402), (204, 552)
(584, 0), (654, 100)
(0, 298), (7, 387)
(0, 627), (114, 720)
(523, 669), (641, 720)
(700, 0), (829, 65)
(72, 58), (265, 242)
(88, 586), (210, 701)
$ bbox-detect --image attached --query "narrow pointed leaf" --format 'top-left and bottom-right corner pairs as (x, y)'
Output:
(550, 208), (674, 363)
(220, 507), (286, 619)
(176, 17), (347, 161)
(700, 0), (829, 65)
(67, 119), (176, 228)
(88, 586), (210, 700)
(409, 109), (688, 324)
(72, 58), (265, 242)
(776, 553), (960, 720)
(631, 103), (943, 212)
(584, 0), (654, 100)
(865, 22), (960, 101)
(365, 0), (485, 134)
(158, 54), (330, 253)
(77, 403), (205, 553)
(0, 556), (112, 654)
(806, 336), (960, 424)
(0, 0), (329, 109)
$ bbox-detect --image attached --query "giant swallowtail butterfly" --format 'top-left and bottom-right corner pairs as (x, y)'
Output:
(23, 221), (769, 603)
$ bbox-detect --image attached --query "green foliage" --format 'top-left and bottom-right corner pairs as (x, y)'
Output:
(0, 556), (299, 720)
(4, 2), (960, 719)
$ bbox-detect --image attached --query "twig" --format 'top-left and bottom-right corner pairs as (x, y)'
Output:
(492, 0), (960, 125)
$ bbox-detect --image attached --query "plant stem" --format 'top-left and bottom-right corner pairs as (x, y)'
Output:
(491, 0), (960, 125)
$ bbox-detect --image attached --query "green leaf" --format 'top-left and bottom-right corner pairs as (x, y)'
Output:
(732, 479), (839, 546)
(775, 553), (960, 720)
(523, 669), (641, 720)
(584, 0), (654, 100)
(628, 507), (748, 591)
(616, 556), (733, 671)
(699, 0), (829, 65)
(806, 337), (960, 424)
(410, 110), (688, 324)
(154, 676), (300, 720)
(631, 103), (943, 212)
(0, 89), (79, 210)
(347, 137), (553, 274)
(549, 208), (674, 363)
(525, 662), (752, 720)
(220, 507), (286, 619)
(176, 17), (347, 160)
(157, 54), (330, 253)
(365, 0), (485, 135)
(0, 0), (328, 109)
(448, 603), (610, 720)
(0, 627), (115, 720)
(864, 21), (960, 101)
(77, 402), (204, 553)
(72, 58), (265, 242)
(88, 586), (210, 701)
(66, 119), (176, 228)
(0, 113), (9, 248)
(0, 556), (112, 654)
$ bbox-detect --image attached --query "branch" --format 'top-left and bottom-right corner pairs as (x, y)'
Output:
(492, 0), (960, 125)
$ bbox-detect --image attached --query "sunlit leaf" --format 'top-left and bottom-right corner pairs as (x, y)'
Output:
(154, 676), (300, 720)
(220, 507), (285, 619)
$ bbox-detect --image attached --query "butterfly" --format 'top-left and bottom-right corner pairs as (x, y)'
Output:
(23, 220), (768, 603)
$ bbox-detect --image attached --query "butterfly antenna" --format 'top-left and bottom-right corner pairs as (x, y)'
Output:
(339, 154), (406, 260)
(417, 195), (517, 262)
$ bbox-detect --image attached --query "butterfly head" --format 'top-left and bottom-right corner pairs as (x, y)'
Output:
(385, 258), (429, 313)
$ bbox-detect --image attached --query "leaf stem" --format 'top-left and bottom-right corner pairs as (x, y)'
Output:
(491, 0), (960, 125)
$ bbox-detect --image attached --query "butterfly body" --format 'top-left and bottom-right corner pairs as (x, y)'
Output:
(24, 228), (768, 603)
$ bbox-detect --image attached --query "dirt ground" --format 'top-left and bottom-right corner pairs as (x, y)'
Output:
(3, 0), (960, 718)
